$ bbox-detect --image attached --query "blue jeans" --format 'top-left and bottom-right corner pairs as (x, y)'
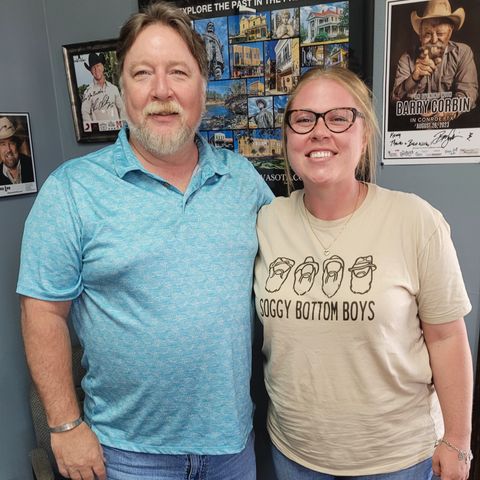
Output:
(102, 431), (255, 480)
(272, 443), (439, 480)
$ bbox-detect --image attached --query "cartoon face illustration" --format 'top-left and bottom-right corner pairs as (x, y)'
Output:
(266, 257), (295, 292)
(294, 256), (319, 296)
(322, 255), (344, 298)
(348, 255), (377, 294)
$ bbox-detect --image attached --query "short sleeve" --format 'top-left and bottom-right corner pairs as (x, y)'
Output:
(417, 213), (471, 323)
(17, 174), (84, 300)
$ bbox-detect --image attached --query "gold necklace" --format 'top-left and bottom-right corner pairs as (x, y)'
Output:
(303, 183), (363, 257)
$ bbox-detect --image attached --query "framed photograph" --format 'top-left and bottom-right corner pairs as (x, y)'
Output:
(137, 0), (374, 196)
(0, 113), (37, 198)
(63, 39), (126, 143)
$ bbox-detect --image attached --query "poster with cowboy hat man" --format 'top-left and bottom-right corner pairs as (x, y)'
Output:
(383, 0), (480, 165)
(0, 113), (37, 198)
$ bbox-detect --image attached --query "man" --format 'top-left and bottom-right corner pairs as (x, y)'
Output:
(202, 21), (224, 80)
(252, 98), (274, 128)
(81, 52), (126, 129)
(391, 0), (478, 119)
(0, 117), (34, 185)
(18, 3), (272, 480)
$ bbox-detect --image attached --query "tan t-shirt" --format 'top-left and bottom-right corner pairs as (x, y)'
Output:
(254, 184), (471, 476)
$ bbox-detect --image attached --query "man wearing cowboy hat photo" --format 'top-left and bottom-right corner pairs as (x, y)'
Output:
(0, 116), (34, 186)
(250, 97), (274, 128)
(81, 52), (126, 131)
(391, 0), (478, 119)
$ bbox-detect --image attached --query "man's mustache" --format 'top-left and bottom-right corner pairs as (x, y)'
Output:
(420, 43), (446, 60)
(143, 101), (182, 116)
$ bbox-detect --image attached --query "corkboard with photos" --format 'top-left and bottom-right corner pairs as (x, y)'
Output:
(139, 0), (374, 195)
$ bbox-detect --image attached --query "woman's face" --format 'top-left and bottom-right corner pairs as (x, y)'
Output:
(286, 78), (366, 190)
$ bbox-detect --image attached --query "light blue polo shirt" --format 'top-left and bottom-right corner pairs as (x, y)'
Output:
(17, 129), (273, 454)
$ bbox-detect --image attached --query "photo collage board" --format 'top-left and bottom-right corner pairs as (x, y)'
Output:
(140, 0), (373, 195)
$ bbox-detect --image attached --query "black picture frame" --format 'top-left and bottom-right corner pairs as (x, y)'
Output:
(62, 39), (126, 143)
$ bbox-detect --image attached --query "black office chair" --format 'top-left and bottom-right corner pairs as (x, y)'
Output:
(29, 345), (85, 480)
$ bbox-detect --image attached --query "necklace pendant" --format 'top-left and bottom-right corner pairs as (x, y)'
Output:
(324, 249), (330, 256)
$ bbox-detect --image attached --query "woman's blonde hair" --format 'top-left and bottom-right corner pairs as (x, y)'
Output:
(282, 67), (379, 193)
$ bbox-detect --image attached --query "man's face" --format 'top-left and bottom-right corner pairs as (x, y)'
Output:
(121, 23), (205, 157)
(420, 19), (453, 57)
(91, 62), (105, 82)
(0, 138), (20, 169)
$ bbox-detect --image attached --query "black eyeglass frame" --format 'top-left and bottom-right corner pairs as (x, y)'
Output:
(286, 107), (365, 134)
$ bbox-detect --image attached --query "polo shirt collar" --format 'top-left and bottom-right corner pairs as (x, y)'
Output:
(113, 127), (230, 179)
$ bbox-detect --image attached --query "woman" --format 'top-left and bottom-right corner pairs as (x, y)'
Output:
(254, 67), (473, 480)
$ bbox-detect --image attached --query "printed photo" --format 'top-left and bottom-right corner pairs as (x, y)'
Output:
(230, 42), (264, 78)
(248, 96), (274, 129)
(201, 79), (248, 130)
(386, 0), (479, 132)
(63, 39), (126, 142)
(301, 45), (325, 67)
(247, 77), (265, 96)
(0, 113), (37, 198)
(271, 8), (300, 39)
(229, 13), (271, 44)
(325, 42), (349, 68)
(265, 39), (300, 95)
(195, 17), (230, 80)
(234, 128), (283, 167)
(300, 2), (349, 45)
(274, 95), (289, 127)
(206, 130), (234, 150)
(383, 0), (480, 164)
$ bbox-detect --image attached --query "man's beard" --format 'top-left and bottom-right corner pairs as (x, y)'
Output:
(421, 42), (447, 62)
(2, 151), (19, 169)
(127, 101), (198, 156)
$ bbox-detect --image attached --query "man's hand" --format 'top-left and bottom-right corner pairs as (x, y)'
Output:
(51, 422), (106, 480)
(432, 441), (471, 480)
(413, 48), (437, 81)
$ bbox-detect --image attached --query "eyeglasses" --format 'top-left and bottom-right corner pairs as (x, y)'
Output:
(286, 108), (365, 134)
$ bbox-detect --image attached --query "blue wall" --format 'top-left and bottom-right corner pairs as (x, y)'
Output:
(0, 1), (478, 479)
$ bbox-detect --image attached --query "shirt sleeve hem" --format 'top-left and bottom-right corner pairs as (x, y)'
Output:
(420, 304), (472, 324)
(16, 285), (81, 302)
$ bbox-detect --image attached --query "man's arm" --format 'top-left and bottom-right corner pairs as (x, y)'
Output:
(21, 296), (106, 480)
(422, 318), (473, 480)
(453, 44), (478, 110)
(391, 51), (432, 102)
(114, 86), (126, 121)
(81, 92), (93, 123)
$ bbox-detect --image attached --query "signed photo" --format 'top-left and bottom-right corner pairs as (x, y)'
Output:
(0, 113), (37, 198)
(63, 39), (126, 143)
(383, 0), (480, 164)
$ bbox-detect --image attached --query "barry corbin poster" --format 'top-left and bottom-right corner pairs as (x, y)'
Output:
(383, 0), (480, 164)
